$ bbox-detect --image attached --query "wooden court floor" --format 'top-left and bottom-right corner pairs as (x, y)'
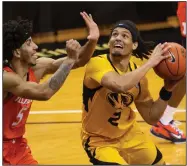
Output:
(27, 57), (186, 165)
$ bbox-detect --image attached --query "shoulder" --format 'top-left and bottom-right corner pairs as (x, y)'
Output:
(86, 54), (111, 71)
(88, 54), (107, 63)
(3, 71), (22, 90)
(32, 57), (56, 81)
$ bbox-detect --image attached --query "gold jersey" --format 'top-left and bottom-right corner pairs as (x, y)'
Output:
(82, 54), (142, 139)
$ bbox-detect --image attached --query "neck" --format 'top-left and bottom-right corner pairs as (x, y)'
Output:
(109, 53), (131, 72)
(10, 58), (29, 78)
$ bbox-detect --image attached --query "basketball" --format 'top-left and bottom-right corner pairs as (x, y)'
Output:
(153, 42), (186, 80)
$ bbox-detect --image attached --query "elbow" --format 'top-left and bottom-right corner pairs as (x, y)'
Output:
(116, 77), (133, 93)
(38, 91), (52, 101)
(108, 79), (127, 93)
(110, 82), (125, 93)
(41, 95), (50, 101)
(116, 83), (129, 94)
(42, 92), (52, 101)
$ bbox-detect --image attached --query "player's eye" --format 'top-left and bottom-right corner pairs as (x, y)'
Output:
(122, 34), (129, 39)
(26, 40), (31, 46)
(112, 32), (118, 37)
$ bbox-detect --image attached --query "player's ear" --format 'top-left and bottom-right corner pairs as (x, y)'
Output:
(108, 41), (110, 47)
(13, 49), (21, 58)
(133, 42), (138, 50)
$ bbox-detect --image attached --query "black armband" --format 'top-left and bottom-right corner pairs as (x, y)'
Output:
(159, 87), (172, 101)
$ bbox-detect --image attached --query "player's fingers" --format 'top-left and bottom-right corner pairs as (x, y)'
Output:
(154, 43), (161, 52)
(66, 39), (76, 50)
(66, 39), (73, 45)
(69, 40), (78, 49)
(80, 11), (91, 23)
(83, 11), (91, 20)
(160, 43), (166, 49)
(89, 14), (93, 21)
(162, 45), (172, 54)
(162, 54), (171, 60)
(70, 40), (81, 51)
(73, 40), (81, 49)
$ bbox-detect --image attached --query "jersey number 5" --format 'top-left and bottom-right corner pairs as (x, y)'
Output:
(108, 111), (121, 126)
(12, 107), (28, 127)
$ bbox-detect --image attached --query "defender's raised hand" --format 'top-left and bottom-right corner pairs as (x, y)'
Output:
(80, 11), (99, 41)
(66, 39), (81, 61)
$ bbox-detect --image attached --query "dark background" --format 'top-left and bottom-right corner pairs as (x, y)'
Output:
(3, 1), (183, 53)
(3, 1), (178, 32)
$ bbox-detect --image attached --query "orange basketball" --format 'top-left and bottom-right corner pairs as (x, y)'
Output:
(154, 42), (186, 80)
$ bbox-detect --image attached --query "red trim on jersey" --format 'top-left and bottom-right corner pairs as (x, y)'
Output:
(177, 2), (186, 37)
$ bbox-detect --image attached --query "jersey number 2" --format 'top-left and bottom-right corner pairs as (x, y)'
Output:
(108, 111), (121, 126)
(12, 107), (28, 127)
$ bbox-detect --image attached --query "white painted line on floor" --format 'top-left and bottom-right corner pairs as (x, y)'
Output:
(30, 109), (186, 115)
(30, 110), (82, 114)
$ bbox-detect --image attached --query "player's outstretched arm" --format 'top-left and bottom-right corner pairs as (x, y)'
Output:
(3, 57), (75, 101)
(3, 40), (79, 101)
(52, 12), (99, 69)
(33, 11), (99, 79)
(73, 11), (99, 68)
(101, 43), (171, 93)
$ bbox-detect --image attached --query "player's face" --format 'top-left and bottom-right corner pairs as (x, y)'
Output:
(109, 27), (134, 57)
(19, 37), (38, 66)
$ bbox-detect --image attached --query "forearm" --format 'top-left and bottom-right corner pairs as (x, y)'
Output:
(149, 98), (168, 123)
(42, 58), (75, 99)
(50, 57), (67, 72)
(119, 62), (152, 92)
(75, 39), (98, 68)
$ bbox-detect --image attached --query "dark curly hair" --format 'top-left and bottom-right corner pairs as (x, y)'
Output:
(3, 19), (33, 66)
(110, 20), (156, 60)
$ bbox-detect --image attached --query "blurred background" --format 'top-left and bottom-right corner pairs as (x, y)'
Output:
(3, 1), (186, 165)
(3, 1), (182, 55)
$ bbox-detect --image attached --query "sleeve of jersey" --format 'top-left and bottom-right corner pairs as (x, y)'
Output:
(86, 56), (113, 84)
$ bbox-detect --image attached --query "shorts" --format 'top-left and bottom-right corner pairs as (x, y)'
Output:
(3, 137), (38, 165)
(81, 122), (164, 165)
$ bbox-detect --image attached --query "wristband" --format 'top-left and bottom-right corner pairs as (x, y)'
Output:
(159, 87), (172, 101)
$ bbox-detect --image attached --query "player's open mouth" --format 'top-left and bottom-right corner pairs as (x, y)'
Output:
(114, 44), (123, 49)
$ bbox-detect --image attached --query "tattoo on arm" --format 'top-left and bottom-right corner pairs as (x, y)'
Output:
(49, 63), (73, 91)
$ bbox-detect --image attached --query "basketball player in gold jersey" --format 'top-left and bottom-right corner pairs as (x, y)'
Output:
(81, 20), (182, 165)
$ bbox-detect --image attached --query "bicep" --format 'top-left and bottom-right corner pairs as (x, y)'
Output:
(33, 57), (58, 80)
(4, 72), (47, 100)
